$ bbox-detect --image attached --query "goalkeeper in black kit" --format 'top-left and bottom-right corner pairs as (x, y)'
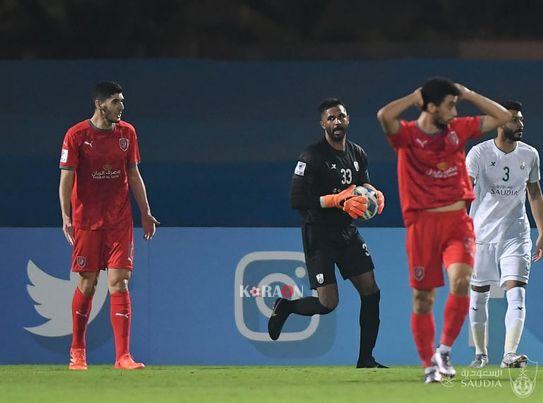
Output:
(268, 98), (388, 368)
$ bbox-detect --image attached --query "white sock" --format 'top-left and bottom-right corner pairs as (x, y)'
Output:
(437, 344), (451, 354)
(504, 287), (526, 355)
(469, 289), (489, 355)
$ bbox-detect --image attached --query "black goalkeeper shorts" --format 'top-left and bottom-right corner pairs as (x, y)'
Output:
(301, 224), (375, 289)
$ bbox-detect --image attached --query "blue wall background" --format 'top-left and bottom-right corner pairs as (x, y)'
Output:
(2, 227), (543, 366)
(1, 59), (543, 226)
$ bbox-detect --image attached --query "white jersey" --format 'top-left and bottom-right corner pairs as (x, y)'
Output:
(467, 139), (540, 243)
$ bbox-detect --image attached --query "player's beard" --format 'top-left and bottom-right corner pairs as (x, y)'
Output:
(105, 110), (122, 124)
(503, 126), (523, 142)
(327, 126), (347, 143)
(432, 115), (449, 131)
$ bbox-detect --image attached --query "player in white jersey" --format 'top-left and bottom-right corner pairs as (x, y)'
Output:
(466, 101), (543, 369)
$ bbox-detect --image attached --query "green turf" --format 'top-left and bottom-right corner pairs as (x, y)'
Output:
(0, 365), (540, 402)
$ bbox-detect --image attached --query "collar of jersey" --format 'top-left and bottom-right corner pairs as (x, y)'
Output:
(88, 119), (116, 132)
(492, 138), (518, 155)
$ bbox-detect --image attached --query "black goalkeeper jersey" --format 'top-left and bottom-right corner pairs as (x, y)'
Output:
(290, 137), (370, 227)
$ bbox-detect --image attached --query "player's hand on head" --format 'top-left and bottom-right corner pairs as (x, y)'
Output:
(454, 83), (471, 97)
(412, 88), (423, 109)
(142, 213), (160, 240)
(343, 195), (368, 219)
(62, 219), (74, 246)
(533, 235), (543, 262)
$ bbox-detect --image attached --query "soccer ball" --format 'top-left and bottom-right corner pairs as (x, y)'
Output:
(353, 186), (378, 221)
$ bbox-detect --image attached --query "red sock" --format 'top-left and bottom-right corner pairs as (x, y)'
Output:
(440, 294), (470, 347)
(71, 287), (93, 349)
(110, 291), (131, 361)
(411, 312), (435, 367)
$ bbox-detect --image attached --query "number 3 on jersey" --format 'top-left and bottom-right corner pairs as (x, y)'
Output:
(502, 166), (510, 182)
(340, 168), (352, 184)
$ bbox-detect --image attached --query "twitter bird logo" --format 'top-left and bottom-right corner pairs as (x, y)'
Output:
(25, 259), (108, 337)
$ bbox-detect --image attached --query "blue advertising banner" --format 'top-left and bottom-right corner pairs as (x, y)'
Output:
(1, 227), (542, 366)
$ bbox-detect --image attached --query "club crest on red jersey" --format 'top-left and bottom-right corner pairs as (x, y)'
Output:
(414, 266), (425, 282)
(119, 137), (129, 151)
(447, 131), (459, 146)
(76, 256), (87, 268)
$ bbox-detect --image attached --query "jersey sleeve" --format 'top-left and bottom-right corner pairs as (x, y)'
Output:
(356, 145), (371, 184)
(452, 116), (483, 143)
(59, 129), (79, 169)
(529, 149), (541, 183)
(128, 127), (141, 167)
(386, 120), (411, 149)
(290, 148), (322, 210)
(465, 145), (480, 181)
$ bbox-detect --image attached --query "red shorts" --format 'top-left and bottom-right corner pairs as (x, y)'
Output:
(72, 226), (134, 272)
(406, 209), (475, 290)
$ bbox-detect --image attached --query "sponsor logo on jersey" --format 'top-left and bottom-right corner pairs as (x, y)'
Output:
(490, 185), (522, 196)
(415, 138), (428, 148)
(490, 161), (496, 166)
(294, 161), (306, 176)
(426, 166), (458, 178)
(354, 161), (359, 171)
(437, 161), (448, 171)
(92, 164), (121, 180)
(119, 137), (129, 151)
(520, 161), (526, 170)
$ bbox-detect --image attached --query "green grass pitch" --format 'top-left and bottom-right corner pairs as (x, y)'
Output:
(0, 365), (540, 402)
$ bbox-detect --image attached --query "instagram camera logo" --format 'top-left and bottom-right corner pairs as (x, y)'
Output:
(234, 251), (319, 342)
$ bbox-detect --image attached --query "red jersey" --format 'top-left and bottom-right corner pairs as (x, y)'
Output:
(59, 120), (140, 230)
(388, 116), (482, 226)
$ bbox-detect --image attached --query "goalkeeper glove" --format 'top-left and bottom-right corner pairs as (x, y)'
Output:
(342, 196), (368, 219)
(374, 190), (385, 214)
(320, 184), (356, 208)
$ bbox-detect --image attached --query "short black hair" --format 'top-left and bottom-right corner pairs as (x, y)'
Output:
(92, 81), (123, 102)
(421, 77), (460, 110)
(500, 100), (522, 112)
(318, 98), (346, 116)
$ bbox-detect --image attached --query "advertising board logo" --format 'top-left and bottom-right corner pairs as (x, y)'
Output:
(25, 259), (108, 337)
(234, 252), (319, 342)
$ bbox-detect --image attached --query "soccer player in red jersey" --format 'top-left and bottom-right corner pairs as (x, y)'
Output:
(377, 77), (511, 383)
(59, 81), (159, 370)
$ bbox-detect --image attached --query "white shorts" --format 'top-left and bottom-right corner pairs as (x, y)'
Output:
(471, 238), (531, 287)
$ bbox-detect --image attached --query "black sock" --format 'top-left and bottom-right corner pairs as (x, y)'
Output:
(284, 297), (333, 316)
(358, 289), (381, 363)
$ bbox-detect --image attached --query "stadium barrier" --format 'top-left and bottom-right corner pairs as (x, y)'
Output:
(2, 227), (542, 365)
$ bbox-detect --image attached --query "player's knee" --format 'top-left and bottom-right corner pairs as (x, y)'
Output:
(78, 283), (95, 297)
(78, 273), (98, 296)
(450, 275), (471, 296)
(504, 280), (526, 291)
(358, 283), (379, 296)
(318, 294), (339, 311)
(413, 293), (434, 314)
(108, 277), (129, 293)
(107, 270), (131, 293)
(108, 279), (128, 293)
